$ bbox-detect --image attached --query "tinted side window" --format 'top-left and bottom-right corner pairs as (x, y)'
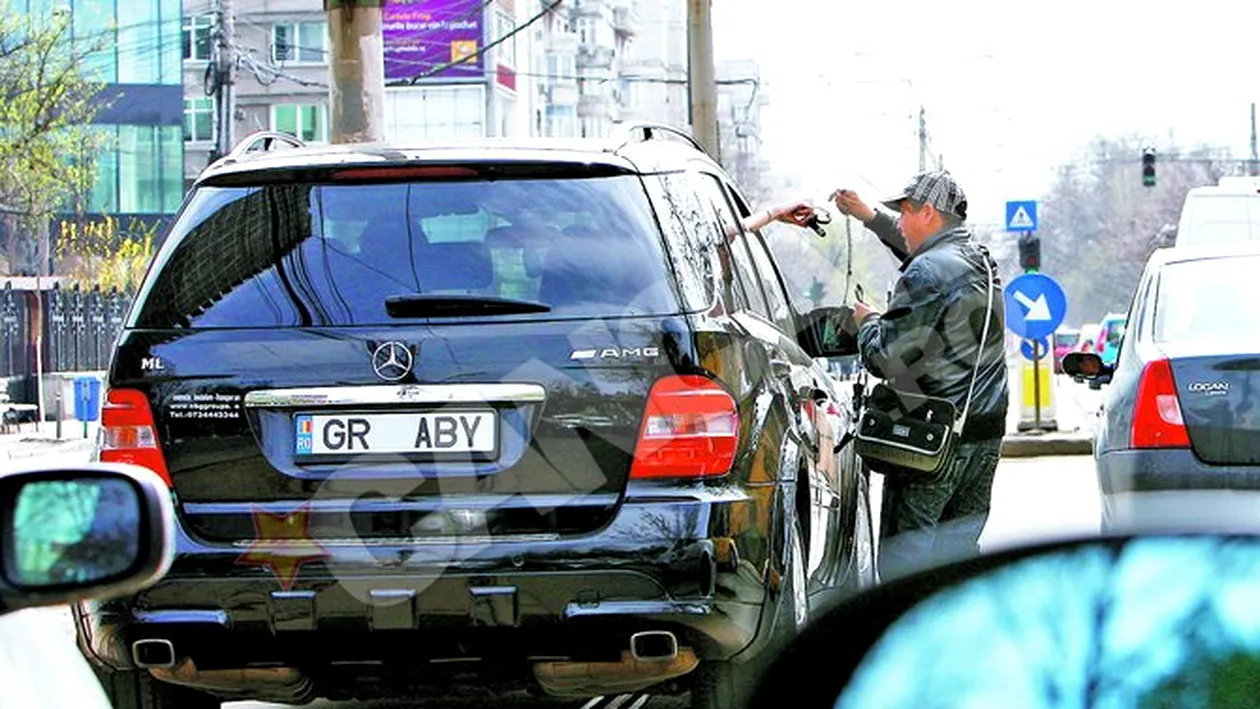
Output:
(642, 173), (718, 312)
(728, 235), (774, 322)
(744, 229), (797, 334)
(720, 182), (798, 331)
(694, 175), (770, 319)
(683, 174), (749, 313)
(133, 176), (677, 328)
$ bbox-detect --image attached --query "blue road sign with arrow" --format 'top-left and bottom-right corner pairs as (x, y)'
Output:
(1004, 272), (1067, 340)
(1005, 200), (1038, 232)
(1021, 337), (1051, 361)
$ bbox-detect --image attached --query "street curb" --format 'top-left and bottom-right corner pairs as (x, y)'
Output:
(1001, 434), (1094, 458)
(5, 438), (96, 461)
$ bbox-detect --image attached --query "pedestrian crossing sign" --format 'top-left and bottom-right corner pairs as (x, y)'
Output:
(1005, 200), (1039, 232)
(1009, 207), (1034, 229)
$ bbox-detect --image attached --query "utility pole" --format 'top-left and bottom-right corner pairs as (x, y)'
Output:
(211, 0), (235, 160)
(326, 0), (386, 144)
(1250, 102), (1258, 177)
(686, 0), (719, 159)
(918, 105), (927, 172)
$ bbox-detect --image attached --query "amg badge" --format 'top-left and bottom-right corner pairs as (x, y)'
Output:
(570, 346), (661, 361)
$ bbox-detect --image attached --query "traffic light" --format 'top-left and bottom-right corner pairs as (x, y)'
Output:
(1018, 233), (1041, 272)
(1142, 148), (1156, 187)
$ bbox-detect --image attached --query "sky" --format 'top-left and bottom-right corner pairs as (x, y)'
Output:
(712, 0), (1260, 229)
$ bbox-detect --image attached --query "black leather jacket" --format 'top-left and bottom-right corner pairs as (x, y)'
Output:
(856, 212), (1009, 441)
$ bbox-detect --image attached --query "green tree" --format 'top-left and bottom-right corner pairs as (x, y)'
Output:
(0, 5), (109, 276)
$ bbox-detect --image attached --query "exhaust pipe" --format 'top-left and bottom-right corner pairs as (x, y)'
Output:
(149, 657), (314, 704)
(630, 631), (678, 661)
(534, 631), (696, 697)
(131, 639), (176, 669)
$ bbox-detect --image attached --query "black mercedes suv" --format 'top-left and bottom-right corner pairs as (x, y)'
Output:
(74, 124), (873, 708)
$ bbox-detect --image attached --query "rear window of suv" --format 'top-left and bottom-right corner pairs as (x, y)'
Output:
(132, 174), (677, 328)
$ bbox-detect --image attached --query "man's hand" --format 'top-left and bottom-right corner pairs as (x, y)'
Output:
(831, 189), (875, 223)
(852, 299), (878, 324)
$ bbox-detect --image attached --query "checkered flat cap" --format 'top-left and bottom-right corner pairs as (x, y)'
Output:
(881, 170), (968, 220)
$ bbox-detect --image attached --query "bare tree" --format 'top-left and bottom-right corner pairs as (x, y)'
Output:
(1033, 135), (1231, 326)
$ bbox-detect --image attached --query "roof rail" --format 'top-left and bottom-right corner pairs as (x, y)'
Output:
(224, 131), (307, 162)
(609, 121), (708, 156)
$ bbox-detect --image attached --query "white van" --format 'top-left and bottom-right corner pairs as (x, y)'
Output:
(1174, 176), (1260, 247)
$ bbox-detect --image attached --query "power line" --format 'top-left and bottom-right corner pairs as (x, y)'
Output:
(234, 42), (327, 89)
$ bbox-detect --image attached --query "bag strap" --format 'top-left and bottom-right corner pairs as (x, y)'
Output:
(953, 246), (997, 436)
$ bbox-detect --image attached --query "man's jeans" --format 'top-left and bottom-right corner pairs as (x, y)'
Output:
(878, 436), (1004, 581)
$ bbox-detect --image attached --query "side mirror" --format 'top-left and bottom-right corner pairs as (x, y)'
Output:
(798, 306), (860, 358)
(1062, 352), (1112, 382)
(0, 462), (174, 615)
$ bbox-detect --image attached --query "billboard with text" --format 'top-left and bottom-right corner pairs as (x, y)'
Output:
(384, 0), (484, 82)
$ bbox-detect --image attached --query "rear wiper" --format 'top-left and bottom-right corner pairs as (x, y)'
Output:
(384, 293), (552, 318)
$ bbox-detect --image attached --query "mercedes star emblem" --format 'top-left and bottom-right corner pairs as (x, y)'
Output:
(371, 341), (414, 382)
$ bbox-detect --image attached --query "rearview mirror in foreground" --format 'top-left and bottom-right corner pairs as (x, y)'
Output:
(0, 463), (174, 615)
(750, 530), (1260, 708)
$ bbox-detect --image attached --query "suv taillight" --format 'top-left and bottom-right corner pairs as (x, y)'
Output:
(99, 388), (170, 484)
(630, 375), (739, 479)
(1131, 358), (1190, 449)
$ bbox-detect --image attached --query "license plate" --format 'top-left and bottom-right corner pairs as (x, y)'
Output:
(294, 411), (498, 456)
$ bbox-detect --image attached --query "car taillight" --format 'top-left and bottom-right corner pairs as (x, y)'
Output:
(630, 375), (739, 479)
(1131, 358), (1190, 449)
(99, 388), (170, 484)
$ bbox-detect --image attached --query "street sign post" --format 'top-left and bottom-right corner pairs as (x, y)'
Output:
(1005, 200), (1038, 232)
(1018, 358), (1058, 432)
(1005, 273), (1067, 432)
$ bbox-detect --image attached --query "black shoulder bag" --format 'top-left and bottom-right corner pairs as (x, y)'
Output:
(853, 248), (997, 478)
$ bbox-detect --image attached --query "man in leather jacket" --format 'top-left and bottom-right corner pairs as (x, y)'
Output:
(833, 170), (1009, 580)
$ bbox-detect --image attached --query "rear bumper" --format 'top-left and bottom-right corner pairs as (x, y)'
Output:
(1098, 448), (1260, 494)
(75, 483), (784, 690)
(1098, 448), (1260, 529)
